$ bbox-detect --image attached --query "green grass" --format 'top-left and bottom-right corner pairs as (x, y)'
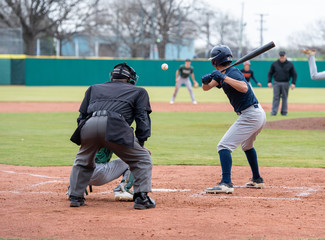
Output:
(1, 111), (324, 167)
(1, 86), (325, 104)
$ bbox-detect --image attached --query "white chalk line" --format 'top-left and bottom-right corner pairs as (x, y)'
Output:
(0, 169), (323, 200)
(190, 185), (323, 200)
(0, 169), (67, 179)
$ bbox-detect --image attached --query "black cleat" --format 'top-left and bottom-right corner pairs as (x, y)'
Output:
(133, 192), (156, 210)
(70, 196), (85, 207)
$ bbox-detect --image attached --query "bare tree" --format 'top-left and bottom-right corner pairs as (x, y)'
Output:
(149, 0), (197, 59)
(0, 0), (97, 55)
(97, 0), (152, 58)
(98, 0), (198, 59)
(289, 19), (325, 57)
(193, 2), (245, 59)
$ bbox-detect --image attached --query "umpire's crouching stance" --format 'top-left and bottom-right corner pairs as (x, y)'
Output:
(69, 63), (155, 210)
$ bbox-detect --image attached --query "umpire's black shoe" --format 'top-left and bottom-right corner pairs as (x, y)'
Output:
(133, 192), (156, 210)
(70, 196), (85, 207)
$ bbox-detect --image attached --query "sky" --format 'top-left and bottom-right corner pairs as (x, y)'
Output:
(198, 0), (325, 48)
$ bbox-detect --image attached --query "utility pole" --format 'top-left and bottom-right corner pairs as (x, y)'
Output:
(257, 13), (267, 58)
(238, 1), (245, 58)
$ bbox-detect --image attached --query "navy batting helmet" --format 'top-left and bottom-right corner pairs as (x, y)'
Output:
(111, 62), (138, 84)
(209, 45), (233, 66)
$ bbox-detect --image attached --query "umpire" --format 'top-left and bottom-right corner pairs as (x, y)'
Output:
(69, 62), (155, 210)
(268, 51), (297, 116)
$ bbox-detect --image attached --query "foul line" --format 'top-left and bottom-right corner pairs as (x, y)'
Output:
(0, 169), (66, 179)
(190, 185), (322, 200)
(0, 169), (322, 200)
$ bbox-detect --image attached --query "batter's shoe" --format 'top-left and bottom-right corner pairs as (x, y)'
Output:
(133, 192), (156, 210)
(70, 196), (85, 207)
(245, 177), (265, 189)
(205, 182), (234, 194)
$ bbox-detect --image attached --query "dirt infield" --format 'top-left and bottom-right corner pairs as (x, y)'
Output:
(0, 102), (325, 240)
(0, 165), (324, 240)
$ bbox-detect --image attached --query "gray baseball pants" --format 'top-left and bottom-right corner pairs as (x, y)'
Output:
(217, 104), (266, 152)
(89, 159), (129, 186)
(69, 116), (152, 197)
(271, 81), (290, 115)
(171, 77), (196, 102)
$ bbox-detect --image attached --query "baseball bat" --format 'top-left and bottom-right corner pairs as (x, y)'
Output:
(222, 41), (276, 72)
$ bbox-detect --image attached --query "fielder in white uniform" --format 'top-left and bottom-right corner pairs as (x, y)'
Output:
(301, 49), (325, 80)
(201, 45), (266, 194)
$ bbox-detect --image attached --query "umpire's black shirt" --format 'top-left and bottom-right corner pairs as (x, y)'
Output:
(77, 81), (151, 147)
(268, 59), (297, 84)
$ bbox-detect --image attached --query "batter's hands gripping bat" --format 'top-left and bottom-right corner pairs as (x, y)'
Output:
(221, 41), (276, 72)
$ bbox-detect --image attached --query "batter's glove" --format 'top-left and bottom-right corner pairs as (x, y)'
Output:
(211, 70), (226, 85)
(201, 74), (213, 84)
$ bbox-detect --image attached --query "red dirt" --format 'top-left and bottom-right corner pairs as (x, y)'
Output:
(1, 101), (325, 112)
(0, 165), (324, 240)
(0, 101), (325, 240)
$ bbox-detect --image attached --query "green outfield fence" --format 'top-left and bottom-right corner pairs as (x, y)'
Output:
(1, 55), (325, 87)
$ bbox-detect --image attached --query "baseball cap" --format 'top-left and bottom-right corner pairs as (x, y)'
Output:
(185, 58), (191, 62)
(279, 51), (286, 56)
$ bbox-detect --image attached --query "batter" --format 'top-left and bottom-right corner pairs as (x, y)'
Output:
(201, 45), (266, 194)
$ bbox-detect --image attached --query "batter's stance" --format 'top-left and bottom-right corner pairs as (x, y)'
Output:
(201, 45), (266, 194)
(69, 62), (155, 209)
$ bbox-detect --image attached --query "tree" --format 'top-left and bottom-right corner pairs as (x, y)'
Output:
(97, 0), (198, 59)
(97, 0), (152, 58)
(148, 0), (197, 59)
(0, 0), (97, 55)
(289, 19), (325, 57)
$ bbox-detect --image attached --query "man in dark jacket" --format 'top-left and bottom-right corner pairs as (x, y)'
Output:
(69, 62), (155, 210)
(268, 51), (297, 116)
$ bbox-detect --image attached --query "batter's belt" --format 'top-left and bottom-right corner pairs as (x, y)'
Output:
(237, 104), (259, 115)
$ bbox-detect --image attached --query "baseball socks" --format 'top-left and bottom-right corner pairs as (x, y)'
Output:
(245, 148), (264, 188)
(218, 149), (232, 184)
(244, 148), (261, 180)
(205, 149), (233, 194)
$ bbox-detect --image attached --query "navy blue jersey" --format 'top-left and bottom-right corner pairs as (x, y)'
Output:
(221, 67), (258, 113)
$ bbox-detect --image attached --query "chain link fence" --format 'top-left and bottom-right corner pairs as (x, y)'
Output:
(0, 28), (24, 54)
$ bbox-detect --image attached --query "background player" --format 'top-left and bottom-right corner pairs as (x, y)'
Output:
(170, 59), (199, 104)
(301, 49), (325, 80)
(240, 61), (262, 88)
(201, 45), (266, 194)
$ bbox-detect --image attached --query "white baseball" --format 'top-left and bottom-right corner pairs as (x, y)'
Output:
(161, 63), (168, 70)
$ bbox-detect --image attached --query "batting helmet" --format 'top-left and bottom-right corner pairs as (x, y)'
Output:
(209, 45), (233, 67)
(111, 62), (138, 84)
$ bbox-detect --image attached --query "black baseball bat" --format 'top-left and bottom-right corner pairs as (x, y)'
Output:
(222, 41), (276, 72)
